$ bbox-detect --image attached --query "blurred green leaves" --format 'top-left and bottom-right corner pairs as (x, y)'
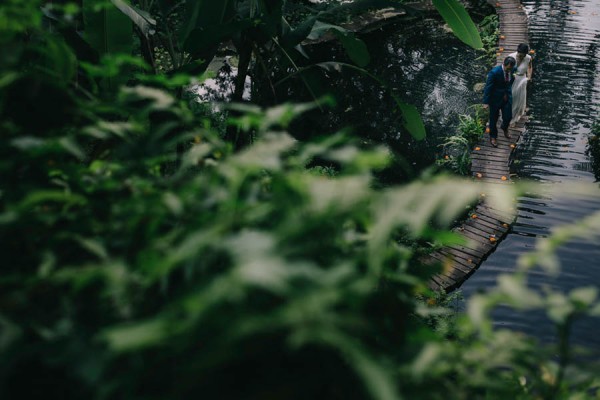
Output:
(82, 0), (132, 57)
(82, 0), (133, 91)
(0, 0), (41, 40)
(2, 1), (600, 400)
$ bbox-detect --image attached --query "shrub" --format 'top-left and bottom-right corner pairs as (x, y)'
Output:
(588, 119), (600, 181)
(1, 3), (600, 400)
(478, 14), (500, 65)
(437, 105), (486, 175)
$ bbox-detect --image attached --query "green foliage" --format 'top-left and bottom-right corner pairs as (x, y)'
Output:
(82, 0), (133, 57)
(0, 67), (482, 399)
(477, 14), (500, 65)
(70, 0), (478, 143)
(0, 0), (41, 38)
(437, 105), (486, 175)
(432, 0), (483, 49)
(112, 0), (157, 38)
(2, 2), (600, 400)
(417, 289), (463, 339)
(307, 21), (371, 67)
(437, 134), (471, 175)
(81, 0), (134, 92)
(587, 119), (600, 180)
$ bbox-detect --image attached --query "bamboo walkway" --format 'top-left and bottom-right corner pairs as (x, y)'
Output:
(429, 0), (529, 292)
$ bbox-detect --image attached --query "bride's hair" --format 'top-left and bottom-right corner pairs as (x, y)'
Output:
(517, 43), (529, 54)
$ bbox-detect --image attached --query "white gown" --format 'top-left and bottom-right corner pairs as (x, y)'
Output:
(509, 52), (531, 122)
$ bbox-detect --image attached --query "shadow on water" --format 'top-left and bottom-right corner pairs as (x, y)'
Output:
(460, 0), (600, 351)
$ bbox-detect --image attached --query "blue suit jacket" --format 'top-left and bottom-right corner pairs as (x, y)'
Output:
(483, 65), (515, 107)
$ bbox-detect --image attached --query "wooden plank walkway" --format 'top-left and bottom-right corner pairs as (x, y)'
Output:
(429, 0), (529, 292)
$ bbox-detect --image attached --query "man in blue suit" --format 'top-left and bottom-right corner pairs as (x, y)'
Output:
(483, 56), (517, 147)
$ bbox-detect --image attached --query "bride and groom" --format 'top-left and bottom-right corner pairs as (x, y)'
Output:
(483, 43), (533, 147)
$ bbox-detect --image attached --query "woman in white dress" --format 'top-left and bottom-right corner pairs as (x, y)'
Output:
(508, 43), (533, 126)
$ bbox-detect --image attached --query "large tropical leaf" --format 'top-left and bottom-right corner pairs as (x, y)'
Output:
(183, 20), (253, 57)
(308, 21), (370, 67)
(82, 0), (133, 91)
(82, 0), (133, 56)
(177, 0), (237, 74)
(432, 0), (483, 50)
(331, 30), (370, 67)
(397, 103), (426, 141)
(180, 0), (234, 45)
(111, 0), (156, 38)
(280, 16), (317, 48)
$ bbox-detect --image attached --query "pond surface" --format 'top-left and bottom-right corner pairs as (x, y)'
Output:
(460, 0), (600, 351)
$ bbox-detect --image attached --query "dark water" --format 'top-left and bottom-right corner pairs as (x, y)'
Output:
(460, 0), (600, 350)
(287, 16), (491, 175)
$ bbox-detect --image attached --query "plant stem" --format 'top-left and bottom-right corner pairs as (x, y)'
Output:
(552, 317), (572, 399)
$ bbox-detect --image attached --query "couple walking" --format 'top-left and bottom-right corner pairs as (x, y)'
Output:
(483, 43), (533, 147)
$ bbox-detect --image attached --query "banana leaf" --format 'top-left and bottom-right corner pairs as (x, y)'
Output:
(82, 0), (133, 57)
(111, 0), (156, 38)
(82, 0), (133, 92)
(432, 0), (483, 49)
